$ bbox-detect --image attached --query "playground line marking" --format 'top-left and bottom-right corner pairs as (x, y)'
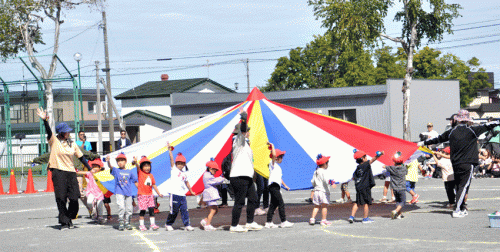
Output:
(131, 227), (161, 252)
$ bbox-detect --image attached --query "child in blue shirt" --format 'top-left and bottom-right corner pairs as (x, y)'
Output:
(106, 152), (138, 231)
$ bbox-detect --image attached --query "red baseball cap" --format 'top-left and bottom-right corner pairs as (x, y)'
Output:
(88, 159), (104, 168)
(206, 158), (220, 170)
(443, 147), (451, 154)
(115, 152), (127, 161)
(270, 149), (286, 158)
(353, 150), (366, 160)
(139, 156), (151, 166)
(316, 154), (330, 166)
(175, 153), (186, 163)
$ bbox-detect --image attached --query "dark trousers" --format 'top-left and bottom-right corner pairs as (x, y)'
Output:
(219, 184), (234, 205)
(51, 168), (80, 225)
(256, 173), (269, 209)
(230, 176), (258, 227)
(267, 183), (286, 222)
(166, 194), (190, 226)
(453, 164), (474, 212)
(444, 180), (456, 205)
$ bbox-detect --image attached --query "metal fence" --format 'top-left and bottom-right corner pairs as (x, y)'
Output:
(0, 153), (44, 177)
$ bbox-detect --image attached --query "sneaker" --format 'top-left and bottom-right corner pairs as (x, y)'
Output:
(204, 225), (216, 231)
(452, 211), (465, 218)
(150, 224), (160, 231)
(68, 220), (74, 229)
(60, 224), (70, 230)
(309, 218), (315, 225)
(320, 220), (332, 226)
(165, 225), (174, 231)
(280, 221), (294, 228)
(390, 210), (397, 219)
(265, 222), (279, 229)
(125, 223), (133, 230)
(200, 218), (207, 227)
(348, 216), (354, 223)
(396, 214), (405, 219)
(255, 208), (266, 216)
(362, 218), (374, 224)
(118, 222), (125, 231)
(462, 209), (468, 216)
(410, 194), (420, 204)
(379, 198), (388, 203)
(139, 225), (147, 231)
(229, 225), (248, 233)
(337, 198), (345, 203)
(245, 222), (263, 231)
(98, 218), (107, 225)
(185, 226), (195, 231)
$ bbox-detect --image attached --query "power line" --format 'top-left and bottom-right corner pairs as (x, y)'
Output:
(434, 39), (500, 50)
(38, 22), (101, 53)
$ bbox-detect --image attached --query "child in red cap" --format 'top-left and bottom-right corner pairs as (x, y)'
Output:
(165, 142), (196, 231)
(265, 142), (293, 229)
(106, 153), (138, 231)
(310, 153), (337, 226)
(348, 149), (383, 224)
(200, 158), (225, 231)
(133, 155), (163, 231)
(382, 152), (407, 219)
(76, 159), (105, 224)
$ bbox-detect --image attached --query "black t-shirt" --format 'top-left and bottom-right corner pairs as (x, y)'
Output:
(353, 161), (375, 191)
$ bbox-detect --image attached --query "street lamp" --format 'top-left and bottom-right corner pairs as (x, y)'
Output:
(73, 52), (84, 130)
(235, 82), (239, 91)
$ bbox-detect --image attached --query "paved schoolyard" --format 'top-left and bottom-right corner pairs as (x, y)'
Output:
(1, 177), (500, 251)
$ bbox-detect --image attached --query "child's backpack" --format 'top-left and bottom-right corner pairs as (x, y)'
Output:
(221, 152), (232, 178)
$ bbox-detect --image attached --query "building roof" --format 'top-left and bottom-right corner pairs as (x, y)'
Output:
(170, 85), (388, 107)
(123, 110), (171, 125)
(115, 78), (235, 100)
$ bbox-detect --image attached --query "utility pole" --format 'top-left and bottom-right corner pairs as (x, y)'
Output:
(246, 58), (250, 93)
(102, 10), (114, 152)
(95, 61), (103, 154)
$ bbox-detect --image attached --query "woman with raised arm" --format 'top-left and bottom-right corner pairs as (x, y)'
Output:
(37, 108), (92, 230)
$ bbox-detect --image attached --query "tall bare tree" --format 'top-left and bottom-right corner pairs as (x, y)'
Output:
(1, 0), (102, 131)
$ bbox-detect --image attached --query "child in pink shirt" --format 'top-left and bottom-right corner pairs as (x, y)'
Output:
(77, 159), (106, 224)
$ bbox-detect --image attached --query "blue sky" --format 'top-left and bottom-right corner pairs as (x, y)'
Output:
(1, 0), (499, 111)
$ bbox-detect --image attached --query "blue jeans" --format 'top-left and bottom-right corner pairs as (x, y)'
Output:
(166, 194), (190, 227)
(406, 181), (416, 193)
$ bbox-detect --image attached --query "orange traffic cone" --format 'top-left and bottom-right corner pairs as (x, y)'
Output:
(7, 169), (18, 195)
(24, 169), (38, 194)
(0, 173), (5, 195)
(44, 169), (54, 193)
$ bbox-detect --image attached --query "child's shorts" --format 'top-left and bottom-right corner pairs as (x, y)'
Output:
(355, 188), (372, 205)
(313, 190), (330, 205)
(103, 196), (111, 204)
(393, 190), (406, 207)
(138, 195), (155, 210)
(204, 200), (218, 206)
(385, 176), (391, 182)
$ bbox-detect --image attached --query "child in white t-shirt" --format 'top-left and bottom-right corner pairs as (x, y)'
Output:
(165, 142), (196, 231)
(264, 142), (293, 229)
(310, 154), (337, 226)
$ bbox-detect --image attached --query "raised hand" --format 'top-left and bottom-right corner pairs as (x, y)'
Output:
(238, 106), (244, 114)
(36, 108), (48, 121)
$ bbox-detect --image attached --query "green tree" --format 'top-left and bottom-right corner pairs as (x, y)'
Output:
(263, 33), (377, 91)
(309, 0), (461, 140)
(373, 46), (406, 84)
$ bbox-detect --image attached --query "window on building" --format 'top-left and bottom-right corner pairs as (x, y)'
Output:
(88, 101), (97, 114)
(328, 109), (357, 124)
(10, 105), (21, 120)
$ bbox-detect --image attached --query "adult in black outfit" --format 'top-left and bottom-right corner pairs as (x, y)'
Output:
(420, 109), (500, 218)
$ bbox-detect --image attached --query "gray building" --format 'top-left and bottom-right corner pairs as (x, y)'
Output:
(170, 79), (460, 141)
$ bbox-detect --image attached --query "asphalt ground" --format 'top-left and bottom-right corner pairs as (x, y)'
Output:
(1, 177), (500, 252)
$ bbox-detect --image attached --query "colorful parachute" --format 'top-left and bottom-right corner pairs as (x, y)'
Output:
(95, 88), (419, 195)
